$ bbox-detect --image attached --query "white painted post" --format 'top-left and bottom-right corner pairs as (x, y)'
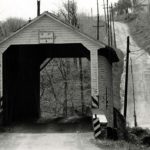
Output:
(91, 49), (104, 138)
(91, 49), (99, 106)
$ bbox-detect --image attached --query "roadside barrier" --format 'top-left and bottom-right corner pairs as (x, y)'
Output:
(93, 114), (101, 138)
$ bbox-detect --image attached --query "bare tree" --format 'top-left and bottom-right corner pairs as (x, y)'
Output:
(59, 1), (84, 114)
(114, 0), (132, 15)
(0, 18), (26, 40)
(56, 59), (71, 117)
(59, 0), (79, 68)
(59, 0), (78, 27)
(40, 60), (64, 116)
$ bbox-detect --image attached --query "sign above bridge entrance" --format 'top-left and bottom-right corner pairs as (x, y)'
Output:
(39, 31), (54, 44)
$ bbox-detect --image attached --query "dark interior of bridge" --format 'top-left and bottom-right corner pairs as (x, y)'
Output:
(2, 43), (118, 126)
(2, 43), (90, 125)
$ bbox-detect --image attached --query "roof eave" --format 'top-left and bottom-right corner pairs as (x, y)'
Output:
(0, 12), (48, 46)
(98, 46), (120, 64)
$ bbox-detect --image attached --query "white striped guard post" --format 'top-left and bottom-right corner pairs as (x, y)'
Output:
(92, 95), (108, 139)
(92, 113), (108, 138)
(93, 114), (101, 138)
(92, 96), (101, 138)
(92, 96), (99, 109)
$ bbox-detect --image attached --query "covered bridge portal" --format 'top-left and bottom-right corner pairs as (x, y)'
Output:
(3, 43), (90, 124)
(0, 12), (120, 137)
(2, 44), (119, 126)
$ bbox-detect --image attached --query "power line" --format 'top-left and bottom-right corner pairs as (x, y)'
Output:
(109, 4), (113, 46)
(130, 43), (138, 47)
(93, 0), (105, 40)
(68, 0), (70, 22)
(130, 48), (143, 53)
(134, 51), (146, 60)
(106, 0), (110, 45)
(103, 0), (107, 33)
(111, 3), (116, 48)
(129, 43), (145, 53)
(97, 0), (100, 40)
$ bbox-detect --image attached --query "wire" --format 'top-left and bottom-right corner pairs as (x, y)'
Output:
(130, 48), (143, 53)
(129, 43), (144, 53)
(133, 0), (146, 8)
(130, 43), (137, 47)
(130, 45), (138, 48)
(134, 51), (146, 60)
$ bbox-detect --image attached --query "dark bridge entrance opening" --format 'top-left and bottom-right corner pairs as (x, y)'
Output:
(40, 57), (91, 121)
(3, 43), (91, 128)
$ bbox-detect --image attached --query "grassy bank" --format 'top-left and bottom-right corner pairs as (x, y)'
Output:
(114, 12), (150, 54)
(91, 127), (150, 149)
(95, 140), (148, 150)
(127, 13), (150, 54)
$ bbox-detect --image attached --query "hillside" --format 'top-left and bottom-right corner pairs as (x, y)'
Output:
(78, 14), (107, 43)
(112, 1), (150, 128)
(128, 12), (150, 54)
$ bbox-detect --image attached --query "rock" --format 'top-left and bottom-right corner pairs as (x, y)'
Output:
(113, 108), (127, 140)
(112, 48), (124, 110)
(107, 127), (118, 140)
(141, 135), (150, 146)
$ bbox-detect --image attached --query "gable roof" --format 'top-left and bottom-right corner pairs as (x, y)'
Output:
(0, 11), (107, 47)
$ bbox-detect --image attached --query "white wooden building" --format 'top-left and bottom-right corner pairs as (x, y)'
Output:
(0, 12), (121, 134)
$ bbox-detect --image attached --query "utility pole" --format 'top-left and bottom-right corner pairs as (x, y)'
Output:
(109, 6), (113, 46)
(103, 0), (107, 33)
(106, 0), (110, 45)
(130, 58), (137, 127)
(79, 58), (84, 114)
(97, 0), (100, 40)
(91, 8), (93, 19)
(106, 87), (108, 109)
(93, 0), (105, 40)
(124, 36), (130, 120)
(68, 0), (70, 23)
(37, 0), (40, 16)
(111, 4), (117, 48)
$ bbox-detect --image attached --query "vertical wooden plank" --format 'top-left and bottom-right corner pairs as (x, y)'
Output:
(91, 49), (99, 107)
(98, 55), (114, 128)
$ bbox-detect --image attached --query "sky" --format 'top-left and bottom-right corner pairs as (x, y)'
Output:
(0, 0), (119, 21)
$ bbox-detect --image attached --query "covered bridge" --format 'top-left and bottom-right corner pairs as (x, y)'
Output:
(0, 11), (120, 137)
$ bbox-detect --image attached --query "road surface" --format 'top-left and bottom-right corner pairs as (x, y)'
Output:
(115, 22), (150, 128)
(0, 132), (101, 150)
(0, 117), (101, 150)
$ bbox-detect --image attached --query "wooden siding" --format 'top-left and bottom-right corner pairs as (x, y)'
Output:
(0, 16), (102, 51)
(0, 15), (103, 104)
(98, 56), (113, 128)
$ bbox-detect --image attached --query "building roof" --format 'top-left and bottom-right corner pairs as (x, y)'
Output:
(0, 11), (119, 63)
(98, 46), (119, 64)
(0, 11), (107, 47)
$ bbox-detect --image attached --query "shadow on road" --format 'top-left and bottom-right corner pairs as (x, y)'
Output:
(1, 116), (93, 133)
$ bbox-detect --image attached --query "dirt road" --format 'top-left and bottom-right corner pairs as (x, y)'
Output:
(115, 22), (150, 128)
(0, 132), (100, 150)
(0, 117), (101, 150)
